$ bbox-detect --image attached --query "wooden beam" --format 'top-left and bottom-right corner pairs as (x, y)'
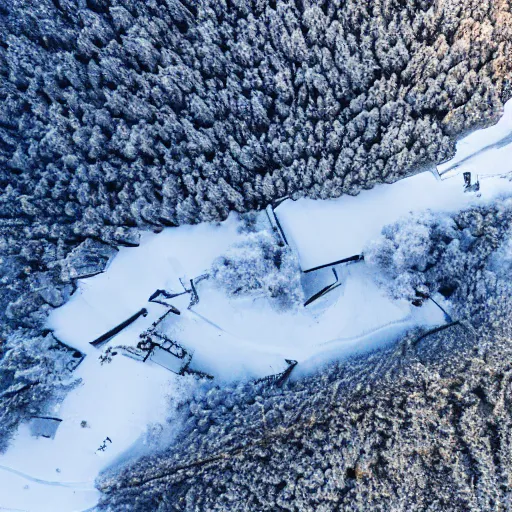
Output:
(303, 254), (363, 273)
(90, 308), (148, 348)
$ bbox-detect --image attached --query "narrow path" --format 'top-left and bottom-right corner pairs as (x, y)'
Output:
(317, 315), (415, 348)
(0, 464), (96, 491)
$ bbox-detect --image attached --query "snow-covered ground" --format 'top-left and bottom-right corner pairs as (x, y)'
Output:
(276, 169), (512, 271)
(0, 214), (445, 512)
(1, 99), (512, 512)
(0, 315), (179, 511)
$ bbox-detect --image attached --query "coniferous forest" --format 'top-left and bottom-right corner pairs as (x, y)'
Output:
(1, 1), (512, 509)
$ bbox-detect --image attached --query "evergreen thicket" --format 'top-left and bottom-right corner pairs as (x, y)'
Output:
(211, 228), (303, 308)
(365, 204), (512, 312)
(1, 0), (511, 238)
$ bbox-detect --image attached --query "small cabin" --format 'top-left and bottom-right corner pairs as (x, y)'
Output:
(29, 416), (62, 440)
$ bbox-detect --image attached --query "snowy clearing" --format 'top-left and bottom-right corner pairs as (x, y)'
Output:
(276, 169), (512, 271)
(2, 99), (512, 512)
(0, 213), (445, 512)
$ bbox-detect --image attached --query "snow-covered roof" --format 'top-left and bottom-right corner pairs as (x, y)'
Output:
(149, 346), (189, 374)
